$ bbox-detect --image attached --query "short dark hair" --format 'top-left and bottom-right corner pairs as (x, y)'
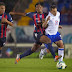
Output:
(35, 2), (43, 7)
(50, 5), (57, 11)
(0, 2), (5, 6)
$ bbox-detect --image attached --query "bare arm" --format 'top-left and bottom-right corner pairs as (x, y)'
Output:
(59, 25), (62, 29)
(42, 16), (50, 28)
(9, 12), (26, 16)
(1, 18), (14, 27)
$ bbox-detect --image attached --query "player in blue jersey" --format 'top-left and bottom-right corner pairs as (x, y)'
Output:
(0, 2), (14, 57)
(10, 3), (61, 64)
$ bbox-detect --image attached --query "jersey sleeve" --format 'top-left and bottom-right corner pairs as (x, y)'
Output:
(7, 13), (13, 23)
(26, 12), (34, 18)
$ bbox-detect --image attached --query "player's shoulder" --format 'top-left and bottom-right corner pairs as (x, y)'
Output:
(57, 11), (60, 16)
(46, 12), (51, 18)
(5, 13), (11, 18)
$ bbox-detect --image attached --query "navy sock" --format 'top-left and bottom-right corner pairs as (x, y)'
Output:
(20, 49), (33, 59)
(47, 43), (56, 58)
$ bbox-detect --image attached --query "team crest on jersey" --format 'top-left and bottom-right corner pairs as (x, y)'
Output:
(55, 20), (58, 25)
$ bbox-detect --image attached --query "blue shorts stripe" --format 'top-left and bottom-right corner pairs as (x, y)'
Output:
(58, 48), (64, 50)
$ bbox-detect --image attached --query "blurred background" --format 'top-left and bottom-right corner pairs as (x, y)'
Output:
(0, 0), (72, 58)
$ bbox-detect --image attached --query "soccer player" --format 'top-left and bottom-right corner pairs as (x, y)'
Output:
(10, 3), (61, 64)
(40, 5), (67, 67)
(0, 2), (13, 57)
(39, 25), (63, 59)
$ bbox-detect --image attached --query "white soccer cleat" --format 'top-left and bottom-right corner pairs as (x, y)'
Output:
(39, 49), (44, 59)
(15, 54), (21, 64)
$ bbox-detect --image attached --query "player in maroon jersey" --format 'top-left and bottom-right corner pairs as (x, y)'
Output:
(0, 2), (14, 57)
(10, 2), (61, 64)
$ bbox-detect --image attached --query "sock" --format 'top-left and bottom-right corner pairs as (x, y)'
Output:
(42, 48), (47, 54)
(46, 43), (56, 58)
(58, 48), (64, 62)
(20, 49), (33, 59)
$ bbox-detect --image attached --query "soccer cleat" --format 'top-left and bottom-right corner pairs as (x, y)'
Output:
(54, 55), (62, 62)
(15, 54), (21, 64)
(39, 49), (44, 59)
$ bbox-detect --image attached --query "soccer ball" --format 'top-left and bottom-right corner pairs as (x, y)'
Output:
(56, 61), (67, 69)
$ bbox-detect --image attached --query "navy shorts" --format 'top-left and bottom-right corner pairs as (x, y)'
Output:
(0, 37), (6, 47)
(33, 32), (43, 45)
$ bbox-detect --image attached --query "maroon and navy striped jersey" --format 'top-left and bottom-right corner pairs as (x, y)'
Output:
(26, 12), (47, 34)
(0, 13), (13, 38)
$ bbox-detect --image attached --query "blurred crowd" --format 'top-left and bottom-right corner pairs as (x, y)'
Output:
(0, 0), (72, 25)
(43, 0), (72, 25)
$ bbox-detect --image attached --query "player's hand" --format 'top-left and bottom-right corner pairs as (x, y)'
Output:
(42, 19), (45, 23)
(59, 25), (63, 29)
(47, 16), (50, 21)
(1, 17), (8, 23)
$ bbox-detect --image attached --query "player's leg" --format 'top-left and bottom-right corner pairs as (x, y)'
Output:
(39, 35), (56, 59)
(19, 32), (43, 59)
(15, 32), (42, 64)
(15, 43), (41, 64)
(39, 34), (51, 59)
(55, 40), (64, 62)
(0, 38), (6, 57)
(55, 40), (67, 68)
(54, 32), (64, 62)
(20, 43), (41, 58)
(39, 34), (62, 61)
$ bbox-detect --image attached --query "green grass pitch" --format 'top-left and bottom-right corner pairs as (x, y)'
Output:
(0, 58), (72, 72)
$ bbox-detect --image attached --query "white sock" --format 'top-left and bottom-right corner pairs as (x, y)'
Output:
(58, 48), (64, 62)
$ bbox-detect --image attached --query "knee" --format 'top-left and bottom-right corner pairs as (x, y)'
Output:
(59, 44), (64, 48)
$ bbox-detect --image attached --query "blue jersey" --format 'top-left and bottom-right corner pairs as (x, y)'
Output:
(26, 12), (47, 34)
(0, 13), (13, 38)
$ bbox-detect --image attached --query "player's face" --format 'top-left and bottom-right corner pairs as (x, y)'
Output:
(0, 5), (5, 14)
(51, 8), (57, 16)
(36, 4), (43, 13)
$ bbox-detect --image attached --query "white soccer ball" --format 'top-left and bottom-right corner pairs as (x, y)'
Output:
(56, 61), (67, 69)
